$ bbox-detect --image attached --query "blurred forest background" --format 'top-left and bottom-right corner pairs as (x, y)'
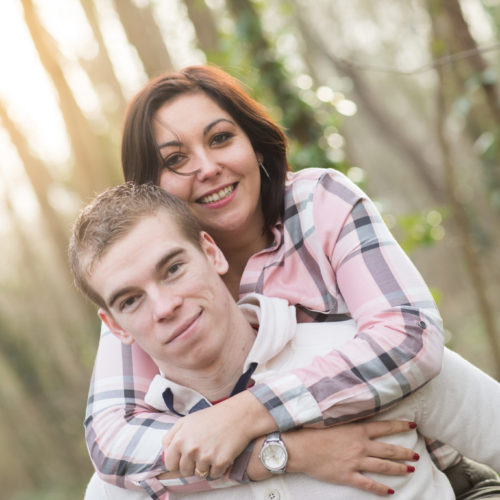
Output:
(0, 0), (499, 498)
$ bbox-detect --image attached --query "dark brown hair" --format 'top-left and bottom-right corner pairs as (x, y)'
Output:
(69, 182), (201, 310)
(121, 65), (290, 230)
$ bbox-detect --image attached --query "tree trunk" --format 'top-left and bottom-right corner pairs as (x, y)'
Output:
(80, 0), (128, 122)
(113, 0), (174, 77)
(293, 5), (446, 202)
(225, 0), (334, 171)
(183, 0), (219, 54)
(0, 103), (69, 264)
(427, 0), (500, 377)
(21, 0), (116, 195)
(428, 0), (500, 197)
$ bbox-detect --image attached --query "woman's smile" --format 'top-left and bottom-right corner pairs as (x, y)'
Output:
(154, 92), (265, 241)
(197, 182), (237, 207)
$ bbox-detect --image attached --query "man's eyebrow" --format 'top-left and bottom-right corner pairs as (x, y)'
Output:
(107, 286), (136, 310)
(106, 247), (186, 309)
(154, 248), (185, 275)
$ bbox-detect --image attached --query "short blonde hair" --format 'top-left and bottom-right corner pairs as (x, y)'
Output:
(69, 182), (201, 309)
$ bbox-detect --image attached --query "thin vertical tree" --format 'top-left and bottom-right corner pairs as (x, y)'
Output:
(113, 0), (174, 78)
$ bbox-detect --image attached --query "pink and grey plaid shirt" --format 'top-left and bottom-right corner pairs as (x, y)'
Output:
(85, 168), (446, 499)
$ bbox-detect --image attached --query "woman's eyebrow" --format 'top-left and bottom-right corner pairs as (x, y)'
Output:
(203, 118), (235, 136)
(157, 118), (235, 149)
(158, 139), (181, 150)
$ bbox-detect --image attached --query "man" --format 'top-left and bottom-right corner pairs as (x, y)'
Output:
(70, 183), (500, 500)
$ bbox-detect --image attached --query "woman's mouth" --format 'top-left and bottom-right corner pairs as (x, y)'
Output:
(197, 183), (237, 205)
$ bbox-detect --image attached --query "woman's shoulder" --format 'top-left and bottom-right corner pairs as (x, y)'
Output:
(285, 167), (367, 206)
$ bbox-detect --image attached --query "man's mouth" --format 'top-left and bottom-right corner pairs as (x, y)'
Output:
(168, 310), (203, 343)
(198, 183), (236, 204)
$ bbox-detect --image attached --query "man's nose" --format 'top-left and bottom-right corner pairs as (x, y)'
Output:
(151, 290), (183, 322)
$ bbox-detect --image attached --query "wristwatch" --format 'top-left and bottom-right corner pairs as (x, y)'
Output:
(259, 431), (288, 474)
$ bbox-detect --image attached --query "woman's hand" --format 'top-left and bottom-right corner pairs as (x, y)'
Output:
(248, 420), (419, 496)
(161, 390), (276, 479)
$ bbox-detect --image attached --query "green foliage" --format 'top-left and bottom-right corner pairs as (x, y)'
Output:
(392, 208), (447, 255)
(209, 0), (346, 173)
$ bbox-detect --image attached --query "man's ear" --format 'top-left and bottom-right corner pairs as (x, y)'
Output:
(199, 231), (229, 275)
(98, 309), (135, 345)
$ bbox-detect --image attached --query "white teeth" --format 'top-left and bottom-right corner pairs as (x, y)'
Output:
(199, 184), (234, 204)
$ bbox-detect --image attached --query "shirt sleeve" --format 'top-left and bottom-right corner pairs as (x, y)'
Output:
(85, 324), (251, 495)
(249, 170), (445, 431)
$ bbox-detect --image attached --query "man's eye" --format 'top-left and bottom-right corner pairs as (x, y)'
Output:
(210, 132), (233, 146)
(166, 262), (183, 277)
(120, 296), (138, 311)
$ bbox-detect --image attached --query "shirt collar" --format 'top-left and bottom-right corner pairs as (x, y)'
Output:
(144, 293), (296, 415)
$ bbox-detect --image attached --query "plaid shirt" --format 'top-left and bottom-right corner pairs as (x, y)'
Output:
(85, 168), (447, 498)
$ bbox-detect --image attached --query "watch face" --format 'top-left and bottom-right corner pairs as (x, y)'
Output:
(261, 442), (287, 471)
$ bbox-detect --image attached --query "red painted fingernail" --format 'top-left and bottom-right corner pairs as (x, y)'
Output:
(388, 488), (395, 495)
(413, 453), (420, 461)
(161, 451), (164, 462)
(407, 465), (415, 473)
(409, 421), (417, 429)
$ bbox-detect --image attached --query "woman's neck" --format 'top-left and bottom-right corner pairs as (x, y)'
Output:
(214, 226), (273, 300)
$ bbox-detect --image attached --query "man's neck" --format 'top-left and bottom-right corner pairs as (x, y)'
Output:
(158, 307), (257, 402)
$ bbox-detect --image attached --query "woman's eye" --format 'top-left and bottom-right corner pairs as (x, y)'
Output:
(211, 132), (233, 146)
(163, 153), (185, 169)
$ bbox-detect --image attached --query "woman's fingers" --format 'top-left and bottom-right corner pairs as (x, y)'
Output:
(209, 459), (232, 479)
(360, 456), (415, 476)
(365, 420), (417, 439)
(366, 440), (420, 462)
(193, 462), (211, 479)
(347, 472), (396, 497)
(162, 428), (232, 479)
(348, 457), (418, 497)
(178, 454), (197, 477)
(163, 445), (181, 473)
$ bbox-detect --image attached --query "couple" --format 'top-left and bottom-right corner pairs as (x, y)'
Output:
(72, 183), (500, 499)
(75, 66), (500, 498)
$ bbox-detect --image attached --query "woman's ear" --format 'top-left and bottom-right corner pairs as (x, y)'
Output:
(199, 231), (229, 275)
(98, 309), (135, 345)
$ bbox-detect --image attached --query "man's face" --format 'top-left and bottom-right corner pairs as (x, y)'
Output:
(88, 211), (232, 376)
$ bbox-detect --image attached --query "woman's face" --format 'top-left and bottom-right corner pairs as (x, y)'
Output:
(153, 92), (264, 239)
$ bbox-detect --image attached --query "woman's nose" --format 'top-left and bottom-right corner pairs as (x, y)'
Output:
(194, 153), (222, 181)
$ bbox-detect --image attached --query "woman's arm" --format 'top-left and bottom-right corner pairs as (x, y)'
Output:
(86, 325), (260, 495)
(160, 419), (419, 497)
(247, 169), (444, 431)
(85, 326), (170, 488)
(156, 171), (445, 480)
(249, 421), (419, 496)
(87, 329), (419, 496)
(86, 170), (444, 493)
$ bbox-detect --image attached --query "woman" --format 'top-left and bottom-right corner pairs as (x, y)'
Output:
(86, 66), (496, 498)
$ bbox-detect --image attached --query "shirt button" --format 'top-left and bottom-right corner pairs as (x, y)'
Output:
(418, 320), (427, 329)
(266, 489), (281, 500)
